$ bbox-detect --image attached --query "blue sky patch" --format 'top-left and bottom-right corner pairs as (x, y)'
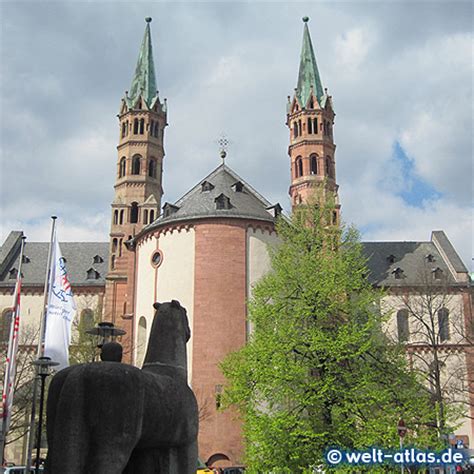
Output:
(390, 141), (442, 208)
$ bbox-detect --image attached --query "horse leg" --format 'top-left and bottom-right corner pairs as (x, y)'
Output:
(176, 440), (198, 474)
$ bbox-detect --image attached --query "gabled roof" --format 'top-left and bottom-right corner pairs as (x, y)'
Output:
(142, 163), (279, 234)
(361, 235), (469, 287)
(0, 232), (108, 288)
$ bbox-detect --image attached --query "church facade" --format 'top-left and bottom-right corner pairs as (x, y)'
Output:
(0, 17), (472, 467)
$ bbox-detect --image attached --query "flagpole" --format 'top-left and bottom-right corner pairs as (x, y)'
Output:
(25, 216), (56, 471)
(0, 235), (26, 465)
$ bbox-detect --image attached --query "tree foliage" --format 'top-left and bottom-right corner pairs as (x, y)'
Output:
(222, 203), (442, 472)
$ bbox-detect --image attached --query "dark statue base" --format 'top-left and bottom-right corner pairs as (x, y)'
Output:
(45, 301), (198, 474)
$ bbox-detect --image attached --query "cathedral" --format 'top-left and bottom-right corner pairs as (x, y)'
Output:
(0, 17), (472, 467)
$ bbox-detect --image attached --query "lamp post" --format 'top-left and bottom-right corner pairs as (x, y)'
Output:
(31, 356), (58, 473)
(85, 322), (126, 361)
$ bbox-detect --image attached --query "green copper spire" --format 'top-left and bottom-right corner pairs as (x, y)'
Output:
(127, 17), (158, 108)
(296, 17), (325, 107)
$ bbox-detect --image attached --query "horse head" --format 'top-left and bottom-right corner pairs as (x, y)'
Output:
(142, 300), (190, 379)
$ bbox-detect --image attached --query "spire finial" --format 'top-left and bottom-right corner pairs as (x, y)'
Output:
(302, 16), (309, 23)
(145, 17), (152, 23)
(216, 134), (230, 164)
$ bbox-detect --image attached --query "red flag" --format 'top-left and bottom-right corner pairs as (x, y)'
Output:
(1, 274), (22, 434)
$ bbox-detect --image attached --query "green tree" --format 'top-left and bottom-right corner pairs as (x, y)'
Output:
(222, 202), (443, 473)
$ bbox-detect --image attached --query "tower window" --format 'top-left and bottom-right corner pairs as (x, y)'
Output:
(293, 122), (298, 138)
(307, 118), (313, 134)
(119, 157), (126, 178)
(133, 118), (139, 134)
(112, 238), (118, 252)
(139, 119), (145, 134)
(148, 159), (157, 178)
(438, 308), (450, 342)
(144, 209), (148, 225)
(149, 210), (155, 223)
(150, 120), (154, 137)
(110, 255), (115, 270)
(295, 156), (303, 178)
(397, 309), (409, 342)
(121, 122), (127, 138)
(298, 119), (302, 136)
(325, 157), (332, 177)
(309, 97), (314, 109)
(132, 155), (141, 175)
(114, 210), (119, 225)
(118, 239), (123, 257)
(154, 122), (159, 137)
(130, 202), (139, 224)
(310, 155), (318, 175)
(313, 118), (318, 134)
(119, 210), (124, 225)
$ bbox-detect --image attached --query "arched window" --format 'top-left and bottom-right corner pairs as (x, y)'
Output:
(111, 255), (115, 270)
(119, 210), (124, 225)
(298, 120), (302, 136)
(132, 155), (141, 175)
(0, 309), (13, 344)
(397, 309), (409, 342)
(130, 202), (139, 224)
(143, 209), (148, 225)
(149, 210), (155, 223)
(118, 239), (123, 257)
(295, 157), (303, 178)
(119, 157), (126, 178)
(325, 157), (331, 177)
(293, 122), (298, 138)
(139, 119), (145, 135)
(438, 308), (450, 342)
(150, 120), (154, 137)
(309, 97), (314, 109)
(148, 159), (157, 178)
(313, 118), (318, 134)
(133, 118), (139, 134)
(114, 210), (119, 225)
(137, 316), (147, 367)
(310, 155), (318, 175)
(121, 122), (127, 138)
(154, 122), (159, 137)
(112, 238), (118, 252)
(307, 118), (313, 134)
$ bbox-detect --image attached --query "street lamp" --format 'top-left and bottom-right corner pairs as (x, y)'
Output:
(85, 322), (126, 361)
(31, 356), (58, 474)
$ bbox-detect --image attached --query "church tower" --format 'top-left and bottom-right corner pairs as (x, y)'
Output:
(287, 17), (340, 221)
(104, 18), (167, 350)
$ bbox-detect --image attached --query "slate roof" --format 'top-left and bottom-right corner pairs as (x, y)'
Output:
(361, 238), (467, 287)
(0, 233), (108, 288)
(141, 163), (279, 236)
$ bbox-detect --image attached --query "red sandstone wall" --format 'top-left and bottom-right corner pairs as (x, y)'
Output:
(192, 221), (247, 466)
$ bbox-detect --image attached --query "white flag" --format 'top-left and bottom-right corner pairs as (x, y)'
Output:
(44, 233), (76, 371)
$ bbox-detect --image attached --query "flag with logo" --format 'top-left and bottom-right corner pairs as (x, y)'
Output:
(1, 273), (22, 434)
(44, 233), (76, 371)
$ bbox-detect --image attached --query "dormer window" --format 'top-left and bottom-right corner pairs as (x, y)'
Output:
(162, 203), (180, 218)
(201, 181), (215, 192)
(22, 255), (30, 264)
(231, 181), (244, 193)
(387, 255), (396, 264)
(432, 267), (443, 280)
(9, 268), (18, 279)
(266, 204), (282, 218)
(86, 268), (100, 280)
(93, 255), (104, 264)
(392, 267), (404, 280)
(215, 193), (232, 210)
(425, 254), (436, 263)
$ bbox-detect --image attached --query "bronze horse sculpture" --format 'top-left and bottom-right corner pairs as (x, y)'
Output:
(45, 300), (198, 474)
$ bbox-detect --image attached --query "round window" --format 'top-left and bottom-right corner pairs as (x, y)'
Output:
(151, 250), (163, 268)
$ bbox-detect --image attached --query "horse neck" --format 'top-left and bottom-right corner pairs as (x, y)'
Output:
(142, 330), (188, 380)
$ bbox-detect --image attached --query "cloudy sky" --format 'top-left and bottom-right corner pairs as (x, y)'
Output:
(0, 1), (472, 270)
